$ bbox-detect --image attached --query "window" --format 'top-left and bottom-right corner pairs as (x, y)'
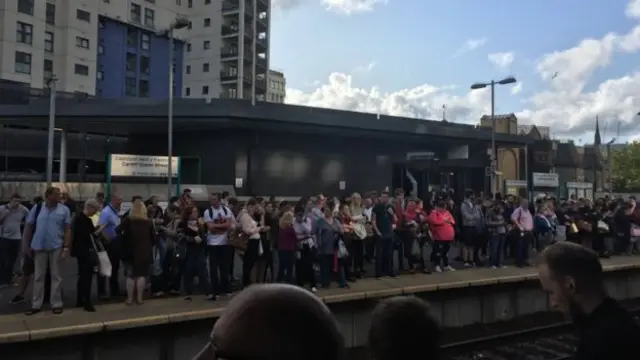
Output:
(126, 53), (137, 72)
(202, 85), (209, 95)
(44, 31), (54, 52)
(127, 28), (137, 46)
(144, 8), (155, 27)
(98, 44), (104, 54)
(75, 64), (89, 75)
(97, 71), (103, 80)
(46, 3), (56, 25)
(15, 52), (32, 74)
(139, 79), (149, 97)
(188, 0), (192, 8)
(204, 18), (210, 27)
(76, 9), (91, 22)
(125, 77), (136, 96)
(140, 56), (149, 74)
(76, 36), (90, 49)
(186, 43), (191, 52)
(99, 19), (106, 28)
(17, 0), (34, 15)
(43, 59), (53, 80)
(185, 87), (190, 96)
(130, 3), (141, 23)
(203, 63), (209, 72)
(186, 65), (191, 74)
(141, 33), (150, 50)
(203, 40), (210, 49)
(16, 22), (33, 45)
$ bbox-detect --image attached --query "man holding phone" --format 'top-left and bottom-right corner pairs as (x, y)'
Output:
(0, 193), (29, 288)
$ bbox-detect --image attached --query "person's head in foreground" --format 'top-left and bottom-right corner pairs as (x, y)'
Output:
(192, 284), (345, 360)
(368, 296), (442, 360)
(536, 242), (606, 320)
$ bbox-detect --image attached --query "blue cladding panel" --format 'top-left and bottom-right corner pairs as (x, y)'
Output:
(96, 17), (183, 98)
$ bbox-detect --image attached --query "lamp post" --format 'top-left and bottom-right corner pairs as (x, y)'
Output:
(45, 76), (58, 188)
(157, 17), (190, 201)
(470, 76), (517, 197)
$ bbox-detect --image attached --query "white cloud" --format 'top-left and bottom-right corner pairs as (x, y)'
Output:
(322, 0), (387, 15)
(285, 0), (640, 138)
(627, 0), (640, 18)
(453, 38), (488, 57)
(511, 82), (523, 95)
(353, 61), (377, 73)
(488, 52), (515, 70)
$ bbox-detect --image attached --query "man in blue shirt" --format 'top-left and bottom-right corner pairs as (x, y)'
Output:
(97, 194), (123, 299)
(23, 187), (71, 315)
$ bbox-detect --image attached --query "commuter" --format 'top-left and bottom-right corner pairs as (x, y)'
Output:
(203, 193), (233, 298)
(61, 191), (78, 216)
(71, 199), (102, 312)
(427, 200), (456, 272)
(348, 193), (367, 277)
(316, 200), (347, 288)
(190, 284), (344, 360)
(178, 205), (211, 300)
(293, 205), (317, 292)
(252, 203), (271, 283)
(485, 202), (507, 269)
(24, 186), (71, 315)
(511, 197), (534, 267)
(392, 188), (408, 273)
(237, 199), (264, 287)
(276, 211), (297, 283)
(536, 242), (640, 360)
(0, 193), (29, 288)
(263, 202), (279, 282)
(368, 296), (442, 360)
(120, 200), (155, 305)
(372, 191), (396, 278)
(97, 194), (124, 299)
(460, 190), (482, 267)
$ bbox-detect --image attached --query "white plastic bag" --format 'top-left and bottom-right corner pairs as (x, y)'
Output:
(91, 234), (112, 278)
(411, 239), (421, 257)
(337, 239), (349, 259)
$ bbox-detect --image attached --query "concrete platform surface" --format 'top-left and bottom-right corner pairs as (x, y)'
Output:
(0, 256), (638, 344)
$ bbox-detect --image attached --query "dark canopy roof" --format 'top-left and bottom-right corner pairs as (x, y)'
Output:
(0, 98), (533, 145)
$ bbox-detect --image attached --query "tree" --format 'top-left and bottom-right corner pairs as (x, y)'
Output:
(611, 142), (640, 191)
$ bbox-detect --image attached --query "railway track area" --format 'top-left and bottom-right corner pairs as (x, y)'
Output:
(441, 302), (640, 360)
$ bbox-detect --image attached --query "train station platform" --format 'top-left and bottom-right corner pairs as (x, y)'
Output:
(2, 256), (640, 359)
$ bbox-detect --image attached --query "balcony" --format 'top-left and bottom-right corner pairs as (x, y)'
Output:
(255, 77), (267, 91)
(257, 0), (269, 11)
(256, 56), (267, 69)
(220, 69), (239, 82)
(221, 24), (239, 36)
(257, 13), (268, 29)
(222, 0), (239, 12)
(221, 47), (239, 59)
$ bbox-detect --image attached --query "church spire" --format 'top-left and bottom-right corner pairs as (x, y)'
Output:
(594, 115), (602, 145)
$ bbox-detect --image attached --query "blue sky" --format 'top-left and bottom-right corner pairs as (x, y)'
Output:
(268, 0), (640, 142)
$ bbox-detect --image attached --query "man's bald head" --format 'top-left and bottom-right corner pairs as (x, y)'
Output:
(211, 284), (344, 360)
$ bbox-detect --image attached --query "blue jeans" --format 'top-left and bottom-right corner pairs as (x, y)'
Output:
(183, 248), (209, 295)
(515, 232), (532, 266)
(375, 235), (394, 277)
(319, 254), (346, 287)
(276, 250), (295, 283)
(489, 234), (505, 267)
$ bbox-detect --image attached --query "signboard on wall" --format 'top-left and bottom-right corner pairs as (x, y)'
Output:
(110, 154), (180, 178)
(532, 173), (559, 187)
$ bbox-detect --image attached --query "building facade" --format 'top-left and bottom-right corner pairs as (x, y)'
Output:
(266, 69), (285, 103)
(0, 0), (271, 101)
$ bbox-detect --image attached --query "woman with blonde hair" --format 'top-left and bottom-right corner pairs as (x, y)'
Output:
(348, 193), (367, 278)
(276, 211), (297, 283)
(120, 199), (155, 305)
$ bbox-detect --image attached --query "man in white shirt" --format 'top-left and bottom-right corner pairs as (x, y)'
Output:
(203, 193), (234, 299)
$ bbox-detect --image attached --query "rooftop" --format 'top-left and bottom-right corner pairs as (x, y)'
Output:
(0, 99), (533, 144)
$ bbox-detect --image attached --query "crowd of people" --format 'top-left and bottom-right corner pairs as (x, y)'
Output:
(188, 242), (638, 360)
(0, 185), (639, 314)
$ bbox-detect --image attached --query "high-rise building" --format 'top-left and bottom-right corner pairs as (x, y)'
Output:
(0, 0), (271, 101)
(266, 69), (285, 103)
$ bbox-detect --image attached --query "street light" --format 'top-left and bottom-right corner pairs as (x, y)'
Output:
(157, 17), (190, 201)
(45, 76), (58, 188)
(470, 76), (518, 198)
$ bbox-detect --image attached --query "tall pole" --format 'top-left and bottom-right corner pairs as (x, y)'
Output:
(167, 29), (174, 201)
(46, 77), (57, 187)
(607, 142), (612, 193)
(490, 81), (496, 198)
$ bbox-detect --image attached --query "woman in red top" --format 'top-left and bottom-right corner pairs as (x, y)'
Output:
(427, 200), (456, 272)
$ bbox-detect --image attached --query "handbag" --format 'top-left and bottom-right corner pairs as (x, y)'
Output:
(150, 246), (163, 277)
(411, 239), (421, 257)
(91, 234), (112, 278)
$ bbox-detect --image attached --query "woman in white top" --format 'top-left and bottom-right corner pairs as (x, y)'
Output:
(348, 193), (367, 277)
(236, 199), (264, 287)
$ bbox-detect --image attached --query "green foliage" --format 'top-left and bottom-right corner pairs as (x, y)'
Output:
(611, 142), (640, 191)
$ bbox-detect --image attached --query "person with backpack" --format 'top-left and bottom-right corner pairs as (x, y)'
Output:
(23, 187), (72, 315)
(203, 192), (234, 299)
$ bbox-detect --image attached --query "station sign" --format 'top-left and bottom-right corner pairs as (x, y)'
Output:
(532, 172), (559, 187)
(109, 154), (180, 178)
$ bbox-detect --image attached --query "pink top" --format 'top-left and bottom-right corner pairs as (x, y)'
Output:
(511, 207), (534, 231)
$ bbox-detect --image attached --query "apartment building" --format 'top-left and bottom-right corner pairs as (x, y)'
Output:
(1, 0), (271, 101)
(267, 69), (285, 103)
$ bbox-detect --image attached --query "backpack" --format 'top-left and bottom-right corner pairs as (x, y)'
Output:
(32, 203), (43, 233)
(206, 205), (229, 220)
